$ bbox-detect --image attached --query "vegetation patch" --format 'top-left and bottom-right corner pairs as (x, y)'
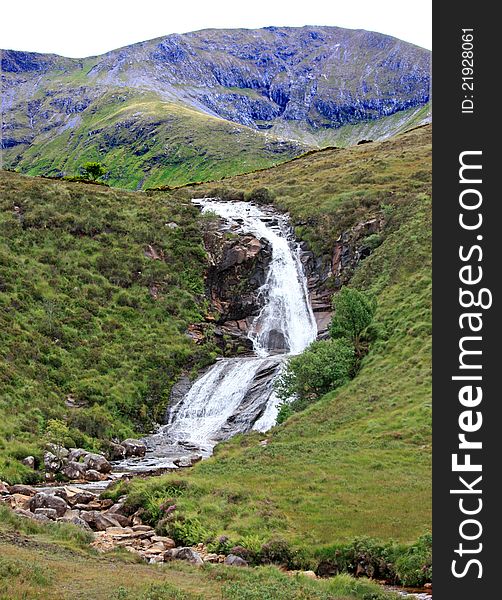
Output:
(0, 171), (218, 482)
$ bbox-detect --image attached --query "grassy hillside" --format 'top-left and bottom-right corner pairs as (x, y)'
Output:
(0, 125), (431, 588)
(114, 126), (432, 549)
(0, 172), (217, 483)
(0, 506), (399, 600)
(4, 89), (306, 190)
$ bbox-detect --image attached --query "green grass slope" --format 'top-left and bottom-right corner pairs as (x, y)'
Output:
(0, 172), (217, 482)
(0, 506), (399, 600)
(117, 126), (432, 549)
(3, 90), (305, 190)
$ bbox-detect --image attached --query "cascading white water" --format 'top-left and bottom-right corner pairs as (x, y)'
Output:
(197, 201), (317, 357)
(164, 200), (317, 445)
(114, 200), (317, 473)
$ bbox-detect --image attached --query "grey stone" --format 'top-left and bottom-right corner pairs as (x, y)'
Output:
(34, 507), (58, 520)
(29, 492), (68, 517)
(224, 554), (248, 567)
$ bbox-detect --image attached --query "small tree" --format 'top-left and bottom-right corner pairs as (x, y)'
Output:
(81, 161), (106, 181)
(275, 339), (354, 409)
(330, 287), (377, 357)
(44, 418), (71, 462)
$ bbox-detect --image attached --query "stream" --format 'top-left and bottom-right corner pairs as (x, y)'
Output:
(113, 199), (317, 475)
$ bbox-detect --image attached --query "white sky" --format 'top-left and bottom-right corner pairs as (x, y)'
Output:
(1, 0), (431, 58)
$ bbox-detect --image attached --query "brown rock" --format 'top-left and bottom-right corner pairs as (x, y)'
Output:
(150, 535), (175, 549)
(12, 493), (31, 510)
(80, 510), (122, 531)
(132, 524), (153, 532)
(85, 469), (106, 482)
(30, 492), (68, 517)
(34, 507), (58, 520)
(105, 513), (130, 527)
(203, 553), (220, 563)
(68, 491), (96, 506)
(13, 508), (34, 519)
(9, 484), (36, 496)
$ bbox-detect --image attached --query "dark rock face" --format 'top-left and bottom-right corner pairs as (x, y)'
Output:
(1, 50), (48, 73)
(205, 231), (271, 323)
(301, 216), (385, 337)
(202, 222), (272, 354)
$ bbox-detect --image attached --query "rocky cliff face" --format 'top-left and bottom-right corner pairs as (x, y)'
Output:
(1, 26), (430, 188)
(301, 215), (385, 338)
(186, 220), (272, 355)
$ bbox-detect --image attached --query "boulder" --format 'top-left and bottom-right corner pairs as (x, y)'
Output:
(22, 456), (35, 469)
(104, 512), (130, 527)
(224, 554), (248, 567)
(8, 484), (36, 496)
(12, 493), (32, 510)
(150, 535), (175, 549)
(167, 547), (204, 566)
(80, 510), (122, 531)
(59, 515), (92, 530)
(62, 509), (81, 520)
(85, 469), (106, 481)
(121, 439), (147, 458)
(68, 448), (89, 462)
(13, 508), (34, 519)
(69, 491), (96, 506)
(62, 461), (88, 480)
(107, 442), (126, 461)
(33, 513), (51, 523)
(44, 451), (65, 472)
(29, 492), (68, 517)
(106, 500), (128, 516)
(54, 489), (69, 502)
(34, 507), (58, 520)
(82, 453), (111, 473)
(46, 444), (69, 459)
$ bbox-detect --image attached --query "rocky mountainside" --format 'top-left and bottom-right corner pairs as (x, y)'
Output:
(1, 26), (430, 188)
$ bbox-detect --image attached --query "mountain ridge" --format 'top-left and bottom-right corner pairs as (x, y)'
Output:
(1, 25), (431, 188)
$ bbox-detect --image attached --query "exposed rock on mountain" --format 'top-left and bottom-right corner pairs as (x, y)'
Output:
(1, 26), (430, 188)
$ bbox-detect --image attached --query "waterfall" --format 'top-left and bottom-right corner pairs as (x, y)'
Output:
(115, 200), (317, 473)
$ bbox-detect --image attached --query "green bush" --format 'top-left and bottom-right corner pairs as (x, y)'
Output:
(331, 287), (377, 357)
(315, 535), (432, 586)
(165, 516), (214, 547)
(394, 533), (432, 586)
(244, 187), (274, 204)
(275, 339), (354, 410)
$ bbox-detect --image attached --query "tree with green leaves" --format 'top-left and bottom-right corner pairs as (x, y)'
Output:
(44, 418), (71, 462)
(330, 287), (377, 357)
(275, 339), (355, 414)
(81, 161), (106, 181)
